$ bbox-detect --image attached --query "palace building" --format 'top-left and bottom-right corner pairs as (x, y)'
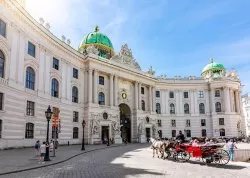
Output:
(0, 0), (245, 149)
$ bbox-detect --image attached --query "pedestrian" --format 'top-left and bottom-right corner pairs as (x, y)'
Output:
(226, 139), (237, 161)
(49, 140), (54, 152)
(34, 140), (40, 157)
(39, 141), (46, 164)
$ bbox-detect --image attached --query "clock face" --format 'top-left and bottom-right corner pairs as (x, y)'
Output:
(122, 93), (127, 99)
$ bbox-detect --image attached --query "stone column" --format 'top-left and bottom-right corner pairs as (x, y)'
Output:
(109, 74), (114, 106)
(152, 87), (156, 112)
(138, 83), (142, 110)
(229, 88), (233, 112)
(190, 90), (195, 114)
(134, 82), (138, 109)
(161, 90), (165, 114)
(210, 88), (215, 113)
(114, 75), (118, 106)
(93, 69), (98, 104)
(149, 86), (152, 112)
(194, 90), (198, 114)
(236, 90), (241, 113)
(88, 69), (93, 103)
(165, 90), (169, 115)
(224, 87), (230, 113)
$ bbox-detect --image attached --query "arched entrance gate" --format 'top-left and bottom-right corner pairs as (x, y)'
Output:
(119, 103), (131, 143)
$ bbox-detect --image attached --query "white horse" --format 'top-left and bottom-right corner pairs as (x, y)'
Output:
(149, 137), (166, 158)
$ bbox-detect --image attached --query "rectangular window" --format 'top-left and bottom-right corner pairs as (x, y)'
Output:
(141, 87), (144, 94)
(0, 93), (3, 110)
(186, 130), (191, 137)
(186, 119), (191, 127)
(184, 92), (189, 98)
(53, 58), (59, 70)
(26, 101), (35, 116)
(0, 19), (6, 37)
(28, 41), (36, 58)
(219, 118), (224, 125)
(99, 76), (104, 85)
(0, 119), (2, 138)
(202, 129), (206, 137)
(215, 90), (220, 97)
(73, 111), (79, 122)
(171, 120), (176, 127)
(25, 123), (34, 139)
(169, 91), (174, 98)
(73, 68), (78, 79)
(157, 120), (161, 127)
(73, 127), (79, 139)
(198, 91), (204, 98)
(201, 119), (206, 126)
(156, 91), (160, 97)
(172, 130), (176, 137)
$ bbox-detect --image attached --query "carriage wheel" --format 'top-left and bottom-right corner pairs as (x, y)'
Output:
(176, 151), (190, 162)
(213, 149), (230, 165)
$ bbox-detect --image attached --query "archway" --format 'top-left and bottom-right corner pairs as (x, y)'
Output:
(119, 103), (131, 143)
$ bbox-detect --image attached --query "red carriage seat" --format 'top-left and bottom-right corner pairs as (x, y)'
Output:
(192, 146), (202, 157)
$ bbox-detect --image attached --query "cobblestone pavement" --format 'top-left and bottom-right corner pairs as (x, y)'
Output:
(2, 143), (250, 178)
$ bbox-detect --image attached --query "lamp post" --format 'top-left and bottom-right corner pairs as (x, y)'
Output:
(81, 120), (86, 151)
(44, 106), (53, 161)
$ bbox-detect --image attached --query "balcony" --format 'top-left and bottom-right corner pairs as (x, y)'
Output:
(0, 78), (8, 85)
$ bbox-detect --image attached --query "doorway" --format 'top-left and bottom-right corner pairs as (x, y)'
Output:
(119, 103), (131, 143)
(146, 128), (151, 142)
(101, 126), (109, 144)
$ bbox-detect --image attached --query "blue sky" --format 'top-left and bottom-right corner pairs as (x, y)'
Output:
(26, 0), (250, 93)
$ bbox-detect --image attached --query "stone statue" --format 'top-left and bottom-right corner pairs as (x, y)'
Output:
(138, 123), (142, 135)
(147, 65), (155, 76)
(90, 119), (100, 135)
(86, 45), (99, 55)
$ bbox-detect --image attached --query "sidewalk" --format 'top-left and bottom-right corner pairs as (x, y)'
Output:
(0, 144), (121, 175)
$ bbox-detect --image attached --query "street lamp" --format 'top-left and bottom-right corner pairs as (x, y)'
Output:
(44, 105), (53, 161)
(81, 120), (86, 151)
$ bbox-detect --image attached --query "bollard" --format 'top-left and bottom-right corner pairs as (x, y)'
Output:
(68, 141), (69, 146)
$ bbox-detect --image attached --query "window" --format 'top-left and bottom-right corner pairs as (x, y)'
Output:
(141, 100), (145, 111)
(28, 42), (36, 58)
(73, 111), (79, 122)
(0, 19), (6, 37)
(219, 128), (225, 137)
(172, 130), (176, 137)
(72, 86), (78, 103)
(25, 67), (35, 90)
(0, 93), (3, 110)
(158, 130), (162, 138)
(198, 91), (204, 98)
(170, 103), (175, 114)
(156, 103), (161, 114)
(215, 90), (220, 97)
(73, 68), (78, 79)
(169, 91), (174, 98)
(171, 120), (176, 127)
(199, 103), (205, 114)
(0, 50), (5, 78)
(156, 91), (160, 97)
(215, 102), (221, 112)
(157, 120), (162, 127)
(98, 92), (105, 105)
(51, 78), (59, 98)
(219, 118), (224, 126)
(99, 76), (104, 85)
(186, 130), (191, 137)
(53, 58), (59, 70)
(201, 119), (206, 126)
(141, 87), (144, 94)
(26, 101), (35, 116)
(0, 119), (2, 138)
(25, 123), (34, 139)
(184, 103), (189, 114)
(73, 127), (79, 139)
(184, 92), (188, 98)
(186, 119), (190, 127)
(202, 129), (206, 137)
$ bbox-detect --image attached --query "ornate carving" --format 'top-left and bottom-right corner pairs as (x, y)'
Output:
(86, 45), (99, 55)
(146, 65), (155, 76)
(90, 119), (100, 135)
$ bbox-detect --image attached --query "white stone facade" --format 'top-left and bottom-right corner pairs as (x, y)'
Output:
(242, 93), (250, 136)
(0, 0), (244, 149)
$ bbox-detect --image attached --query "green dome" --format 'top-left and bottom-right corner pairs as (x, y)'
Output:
(78, 26), (114, 58)
(202, 58), (225, 74)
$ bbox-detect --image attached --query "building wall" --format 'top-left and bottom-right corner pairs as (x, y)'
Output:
(242, 94), (250, 136)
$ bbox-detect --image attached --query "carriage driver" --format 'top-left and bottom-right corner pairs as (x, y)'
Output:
(176, 130), (185, 143)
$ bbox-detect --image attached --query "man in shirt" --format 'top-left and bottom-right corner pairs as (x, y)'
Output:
(39, 142), (46, 164)
(176, 130), (185, 143)
(226, 139), (237, 161)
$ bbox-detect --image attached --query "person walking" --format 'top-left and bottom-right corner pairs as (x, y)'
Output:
(39, 142), (46, 164)
(226, 139), (237, 161)
(34, 140), (40, 157)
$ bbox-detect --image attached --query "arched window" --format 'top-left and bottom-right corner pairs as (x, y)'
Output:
(0, 119), (2, 138)
(0, 50), (4, 78)
(141, 100), (145, 111)
(215, 102), (221, 112)
(184, 103), (189, 114)
(219, 128), (225, 137)
(25, 123), (34, 139)
(72, 86), (78, 103)
(201, 129), (206, 137)
(73, 127), (79, 139)
(156, 103), (161, 114)
(199, 103), (205, 114)
(51, 79), (59, 98)
(170, 103), (175, 114)
(98, 92), (105, 105)
(25, 67), (35, 90)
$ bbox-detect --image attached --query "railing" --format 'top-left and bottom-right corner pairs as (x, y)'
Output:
(0, 78), (8, 85)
